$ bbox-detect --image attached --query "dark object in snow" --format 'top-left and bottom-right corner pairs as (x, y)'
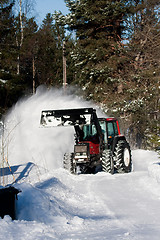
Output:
(0, 186), (21, 220)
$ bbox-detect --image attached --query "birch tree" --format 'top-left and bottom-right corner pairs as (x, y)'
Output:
(14, 0), (35, 74)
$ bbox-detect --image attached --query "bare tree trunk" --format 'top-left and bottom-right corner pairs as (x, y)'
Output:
(16, 0), (24, 75)
(32, 56), (36, 94)
(19, 0), (24, 47)
(16, 46), (20, 75)
(63, 41), (67, 89)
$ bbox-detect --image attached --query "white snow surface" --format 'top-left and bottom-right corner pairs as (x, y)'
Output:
(0, 87), (160, 239)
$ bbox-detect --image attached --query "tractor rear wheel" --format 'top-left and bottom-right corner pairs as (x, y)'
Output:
(114, 140), (132, 173)
(102, 149), (114, 174)
(63, 153), (76, 174)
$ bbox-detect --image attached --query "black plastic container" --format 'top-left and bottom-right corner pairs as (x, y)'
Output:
(0, 186), (21, 220)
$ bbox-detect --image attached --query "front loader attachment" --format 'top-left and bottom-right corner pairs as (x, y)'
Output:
(40, 108), (96, 127)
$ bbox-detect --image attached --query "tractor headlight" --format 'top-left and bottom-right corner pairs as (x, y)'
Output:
(75, 152), (87, 157)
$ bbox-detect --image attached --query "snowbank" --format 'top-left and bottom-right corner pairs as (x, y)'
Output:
(132, 149), (159, 171)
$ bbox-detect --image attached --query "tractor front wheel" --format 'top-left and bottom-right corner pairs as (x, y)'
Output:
(114, 140), (132, 173)
(102, 149), (114, 174)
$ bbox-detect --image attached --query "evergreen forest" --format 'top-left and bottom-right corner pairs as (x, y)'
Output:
(0, 0), (159, 150)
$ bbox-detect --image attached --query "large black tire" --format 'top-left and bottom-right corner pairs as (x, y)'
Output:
(63, 153), (76, 174)
(114, 140), (132, 173)
(102, 149), (114, 174)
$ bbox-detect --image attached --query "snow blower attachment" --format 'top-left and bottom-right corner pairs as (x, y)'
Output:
(40, 108), (132, 174)
(40, 108), (95, 127)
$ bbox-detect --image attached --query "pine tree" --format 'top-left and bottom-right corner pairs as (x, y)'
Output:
(35, 12), (75, 87)
(19, 17), (38, 92)
(0, 1), (17, 113)
(122, 0), (160, 148)
(0, 1), (16, 73)
(65, 0), (132, 97)
(35, 13), (62, 86)
(53, 11), (76, 85)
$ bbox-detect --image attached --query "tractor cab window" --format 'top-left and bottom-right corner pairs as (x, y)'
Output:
(107, 122), (115, 137)
(83, 124), (92, 139)
(82, 124), (99, 143)
(99, 121), (107, 143)
(113, 121), (119, 135)
(92, 124), (97, 136)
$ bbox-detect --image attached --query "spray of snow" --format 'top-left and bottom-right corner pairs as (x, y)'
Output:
(2, 86), (105, 170)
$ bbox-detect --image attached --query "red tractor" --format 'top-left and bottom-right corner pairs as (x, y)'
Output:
(40, 108), (132, 174)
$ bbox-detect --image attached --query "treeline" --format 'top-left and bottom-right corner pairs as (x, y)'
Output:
(0, 0), (75, 110)
(0, 0), (159, 150)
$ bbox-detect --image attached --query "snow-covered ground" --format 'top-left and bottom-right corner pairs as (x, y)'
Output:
(0, 87), (160, 240)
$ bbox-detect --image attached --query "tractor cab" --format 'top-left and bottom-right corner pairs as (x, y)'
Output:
(98, 118), (121, 147)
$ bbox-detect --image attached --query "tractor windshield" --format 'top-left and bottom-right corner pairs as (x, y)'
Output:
(107, 122), (115, 137)
(82, 124), (99, 143)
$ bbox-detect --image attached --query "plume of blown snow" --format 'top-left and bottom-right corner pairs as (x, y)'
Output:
(2, 86), (106, 170)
